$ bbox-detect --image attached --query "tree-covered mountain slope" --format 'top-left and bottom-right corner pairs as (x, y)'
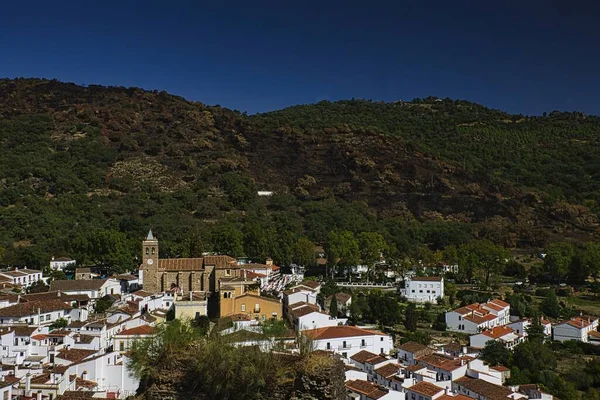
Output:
(0, 79), (597, 270)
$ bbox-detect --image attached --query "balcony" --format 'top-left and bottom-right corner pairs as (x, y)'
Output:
(338, 344), (352, 350)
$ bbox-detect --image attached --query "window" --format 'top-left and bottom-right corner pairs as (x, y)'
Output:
(361, 339), (366, 346)
(241, 304), (246, 312)
(271, 312), (277, 317)
(411, 290), (415, 293)
(327, 342), (331, 349)
(380, 337), (383, 341)
(381, 348), (384, 354)
(225, 269), (231, 276)
(254, 303), (260, 312)
(120, 342), (124, 351)
(151, 247), (155, 255)
(426, 290), (430, 293)
(458, 316), (462, 321)
(343, 341), (347, 348)
(262, 314), (266, 321)
(419, 290), (423, 293)
(146, 248), (149, 255)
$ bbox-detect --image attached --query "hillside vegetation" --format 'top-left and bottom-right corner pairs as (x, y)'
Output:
(0, 78), (598, 272)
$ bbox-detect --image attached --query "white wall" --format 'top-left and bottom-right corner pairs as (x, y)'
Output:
(313, 334), (393, 359)
(404, 279), (444, 304)
(297, 312), (345, 332)
(286, 291), (317, 306)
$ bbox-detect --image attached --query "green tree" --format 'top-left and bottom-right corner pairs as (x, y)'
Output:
(357, 232), (388, 265)
(221, 172), (257, 209)
(329, 294), (338, 317)
(212, 224), (244, 257)
(444, 282), (458, 305)
(574, 242), (600, 282)
(50, 318), (69, 330)
(292, 237), (315, 266)
(325, 230), (359, 275)
(479, 340), (511, 366)
(404, 303), (418, 332)
(26, 280), (49, 294)
(458, 240), (509, 287)
(540, 290), (561, 318)
(71, 229), (135, 274)
(544, 242), (575, 283)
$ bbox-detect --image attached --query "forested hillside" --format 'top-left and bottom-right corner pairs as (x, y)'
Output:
(0, 78), (598, 273)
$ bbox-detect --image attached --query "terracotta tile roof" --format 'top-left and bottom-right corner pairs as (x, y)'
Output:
(56, 348), (97, 363)
(302, 325), (385, 340)
(75, 267), (91, 274)
(418, 354), (472, 372)
(116, 325), (155, 336)
(68, 321), (88, 329)
(327, 292), (351, 304)
(410, 276), (443, 282)
(291, 305), (326, 319)
(30, 373), (51, 384)
(463, 312), (497, 324)
(288, 301), (319, 311)
(300, 281), (321, 289)
(345, 379), (388, 399)
(53, 365), (69, 373)
(32, 334), (48, 341)
(483, 302), (505, 312)
(488, 298), (510, 308)
(203, 255), (237, 268)
(438, 395), (472, 400)
(241, 270), (267, 279)
(12, 326), (37, 336)
(56, 391), (98, 399)
(564, 317), (596, 329)
(76, 377), (98, 389)
(491, 365), (510, 372)
(131, 290), (153, 298)
(481, 326), (515, 339)
(375, 363), (401, 378)
(398, 341), (430, 354)
(0, 299), (72, 317)
(350, 350), (379, 363)
(74, 334), (97, 344)
(159, 258), (204, 271)
(406, 364), (426, 372)
(408, 381), (444, 396)
(454, 376), (513, 400)
(50, 279), (110, 291)
(365, 356), (388, 365)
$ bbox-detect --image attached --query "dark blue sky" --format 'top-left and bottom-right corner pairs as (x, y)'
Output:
(1, 1), (599, 115)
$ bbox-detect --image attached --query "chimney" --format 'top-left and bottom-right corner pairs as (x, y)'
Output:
(462, 346), (467, 355)
(82, 370), (88, 381)
(37, 391), (42, 400)
(25, 372), (31, 396)
(460, 359), (465, 366)
(57, 290), (61, 297)
(445, 387), (450, 395)
(265, 258), (273, 266)
(189, 291), (193, 301)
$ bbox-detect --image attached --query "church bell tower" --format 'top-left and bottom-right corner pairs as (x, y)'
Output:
(142, 230), (160, 293)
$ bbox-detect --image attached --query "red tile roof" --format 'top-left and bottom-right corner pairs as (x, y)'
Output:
(410, 276), (443, 282)
(375, 363), (401, 379)
(345, 379), (388, 399)
(454, 376), (513, 400)
(408, 381), (444, 396)
(350, 350), (379, 363)
(116, 325), (155, 336)
(302, 325), (385, 340)
(56, 349), (97, 363)
(481, 326), (515, 339)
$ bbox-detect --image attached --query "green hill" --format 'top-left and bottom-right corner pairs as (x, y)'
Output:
(0, 79), (597, 272)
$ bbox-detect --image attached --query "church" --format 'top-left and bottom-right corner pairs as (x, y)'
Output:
(138, 230), (283, 319)
(139, 230), (240, 295)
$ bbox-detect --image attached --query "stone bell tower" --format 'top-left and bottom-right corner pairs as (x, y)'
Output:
(141, 230), (161, 293)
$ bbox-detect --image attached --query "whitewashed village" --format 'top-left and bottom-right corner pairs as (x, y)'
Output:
(0, 230), (595, 400)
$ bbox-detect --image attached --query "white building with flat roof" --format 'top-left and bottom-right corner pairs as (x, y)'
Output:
(402, 277), (444, 304)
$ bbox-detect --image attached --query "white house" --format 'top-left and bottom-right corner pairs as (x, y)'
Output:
(445, 299), (510, 334)
(403, 277), (444, 304)
(405, 381), (446, 400)
(345, 379), (404, 400)
(0, 300), (73, 326)
(396, 341), (433, 365)
(0, 269), (43, 288)
(553, 316), (599, 343)
(50, 279), (122, 299)
(114, 325), (155, 353)
(50, 257), (76, 271)
(469, 326), (524, 350)
(291, 307), (346, 332)
(508, 317), (552, 338)
(302, 325), (393, 359)
(283, 287), (318, 307)
(325, 292), (352, 317)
